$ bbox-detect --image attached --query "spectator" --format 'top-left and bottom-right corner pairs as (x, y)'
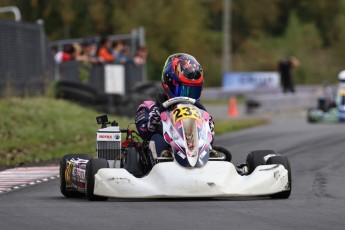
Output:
(96, 36), (114, 63)
(73, 42), (84, 61)
(54, 45), (76, 64)
(112, 40), (130, 64)
(81, 39), (104, 64)
(133, 45), (148, 66)
(278, 56), (300, 93)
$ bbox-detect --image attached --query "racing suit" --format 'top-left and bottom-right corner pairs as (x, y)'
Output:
(135, 93), (215, 159)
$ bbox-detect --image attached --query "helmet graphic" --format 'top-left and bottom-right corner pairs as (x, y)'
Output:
(161, 53), (204, 100)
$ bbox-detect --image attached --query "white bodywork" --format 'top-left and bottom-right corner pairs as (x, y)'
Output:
(93, 161), (289, 198)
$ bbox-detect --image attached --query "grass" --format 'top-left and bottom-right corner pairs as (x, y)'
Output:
(214, 118), (269, 135)
(0, 97), (268, 169)
(0, 97), (132, 168)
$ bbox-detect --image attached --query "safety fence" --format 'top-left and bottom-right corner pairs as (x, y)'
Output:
(0, 19), (54, 97)
(50, 27), (146, 92)
(57, 61), (145, 95)
(0, 18), (147, 108)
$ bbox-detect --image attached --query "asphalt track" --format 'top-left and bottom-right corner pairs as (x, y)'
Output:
(0, 115), (344, 230)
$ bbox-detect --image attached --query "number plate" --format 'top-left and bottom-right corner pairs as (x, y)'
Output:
(172, 105), (202, 124)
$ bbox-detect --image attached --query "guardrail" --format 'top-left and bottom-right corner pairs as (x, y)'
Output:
(0, 6), (21, 21)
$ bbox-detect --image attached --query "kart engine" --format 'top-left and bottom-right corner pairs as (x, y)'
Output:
(96, 126), (122, 160)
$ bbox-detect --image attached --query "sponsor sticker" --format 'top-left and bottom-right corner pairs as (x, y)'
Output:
(177, 151), (186, 159)
(199, 150), (207, 159)
(97, 133), (121, 141)
(75, 168), (86, 181)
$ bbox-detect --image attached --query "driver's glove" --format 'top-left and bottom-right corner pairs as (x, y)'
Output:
(147, 106), (161, 132)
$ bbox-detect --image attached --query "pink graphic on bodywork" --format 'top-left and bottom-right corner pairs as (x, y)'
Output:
(175, 119), (183, 128)
(207, 132), (213, 142)
(200, 143), (209, 154)
(163, 132), (172, 143)
(202, 111), (210, 121)
(161, 111), (169, 123)
(170, 142), (185, 156)
(196, 119), (203, 130)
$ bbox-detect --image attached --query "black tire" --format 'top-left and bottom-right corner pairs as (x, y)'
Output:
(125, 147), (144, 177)
(307, 108), (316, 123)
(55, 81), (98, 105)
(246, 150), (280, 174)
(212, 145), (232, 162)
(267, 156), (292, 199)
(85, 158), (109, 201)
(59, 153), (91, 198)
(137, 142), (153, 175)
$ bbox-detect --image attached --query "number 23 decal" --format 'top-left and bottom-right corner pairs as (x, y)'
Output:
(172, 106), (201, 123)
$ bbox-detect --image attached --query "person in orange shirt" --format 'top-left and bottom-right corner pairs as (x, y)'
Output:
(96, 36), (114, 63)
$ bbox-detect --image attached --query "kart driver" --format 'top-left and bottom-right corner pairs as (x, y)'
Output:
(336, 70), (345, 105)
(135, 53), (215, 160)
(336, 70), (345, 121)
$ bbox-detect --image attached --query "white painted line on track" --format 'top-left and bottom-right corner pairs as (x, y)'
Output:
(0, 166), (59, 193)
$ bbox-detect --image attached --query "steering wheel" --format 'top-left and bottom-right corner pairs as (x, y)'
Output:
(159, 97), (207, 112)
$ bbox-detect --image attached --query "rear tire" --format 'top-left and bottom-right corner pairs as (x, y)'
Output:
(267, 156), (292, 199)
(85, 158), (109, 201)
(59, 153), (91, 198)
(125, 147), (144, 177)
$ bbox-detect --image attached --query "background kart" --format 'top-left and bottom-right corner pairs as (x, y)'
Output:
(60, 97), (291, 201)
(307, 108), (340, 123)
(307, 87), (345, 123)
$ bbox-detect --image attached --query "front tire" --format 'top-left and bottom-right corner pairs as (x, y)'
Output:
(267, 156), (292, 199)
(246, 150), (279, 174)
(307, 108), (317, 123)
(60, 153), (91, 198)
(212, 145), (232, 162)
(85, 158), (109, 201)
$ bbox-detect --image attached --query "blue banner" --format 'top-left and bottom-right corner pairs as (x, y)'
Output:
(222, 72), (280, 91)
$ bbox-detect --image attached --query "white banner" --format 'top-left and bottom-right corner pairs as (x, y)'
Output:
(105, 64), (125, 95)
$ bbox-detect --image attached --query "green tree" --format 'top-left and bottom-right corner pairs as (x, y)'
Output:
(232, 12), (331, 84)
(293, 0), (343, 47)
(110, 0), (220, 84)
(2, 0), (345, 85)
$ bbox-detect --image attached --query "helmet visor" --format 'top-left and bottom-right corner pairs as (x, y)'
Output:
(174, 85), (202, 100)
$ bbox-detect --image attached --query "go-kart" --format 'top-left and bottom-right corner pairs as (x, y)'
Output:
(307, 88), (345, 123)
(307, 107), (340, 123)
(60, 97), (291, 201)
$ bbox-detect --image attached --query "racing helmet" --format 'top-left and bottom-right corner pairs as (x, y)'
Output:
(162, 53), (204, 100)
(338, 70), (345, 83)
